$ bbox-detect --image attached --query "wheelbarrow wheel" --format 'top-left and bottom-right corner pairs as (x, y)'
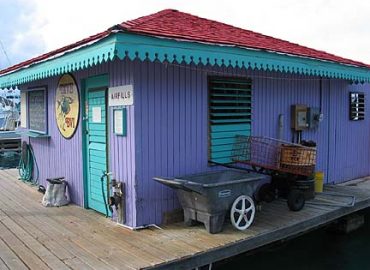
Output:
(230, 195), (255, 231)
(287, 190), (305, 211)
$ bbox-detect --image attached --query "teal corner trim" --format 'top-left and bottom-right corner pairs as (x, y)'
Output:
(1, 32), (370, 88)
(81, 78), (88, 208)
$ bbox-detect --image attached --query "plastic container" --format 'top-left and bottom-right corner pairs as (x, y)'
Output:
(314, 171), (324, 193)
(154, 170), (266, 233)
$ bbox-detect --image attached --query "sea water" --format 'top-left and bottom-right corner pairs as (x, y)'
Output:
(0, 152), (20, 169)
(215, 209), (370, 270)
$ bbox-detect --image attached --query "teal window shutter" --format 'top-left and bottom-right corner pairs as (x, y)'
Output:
(208, 77), (252, 164)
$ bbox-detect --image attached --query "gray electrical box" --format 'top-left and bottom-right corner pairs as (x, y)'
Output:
(307, 107), (321, 129)
(291, 105), (308, 131)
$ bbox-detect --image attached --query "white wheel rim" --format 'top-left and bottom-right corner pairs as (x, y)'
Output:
(230, 195), (255, 231)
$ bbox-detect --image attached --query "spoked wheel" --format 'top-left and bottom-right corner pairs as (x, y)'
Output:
(230, 195), (255, 231)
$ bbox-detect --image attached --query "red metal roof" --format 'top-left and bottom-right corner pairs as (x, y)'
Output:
(1, 9), (369, 75)
(120, 9), (369, 68)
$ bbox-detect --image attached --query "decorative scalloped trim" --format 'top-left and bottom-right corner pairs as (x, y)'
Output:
(115, 52), (368, 83)
(0, 33), (369, 88)
(0, 37), (117, 88)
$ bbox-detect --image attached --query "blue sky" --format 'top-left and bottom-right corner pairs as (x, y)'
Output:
(0, 0), (45, 69)
(0, 0), (370, 70)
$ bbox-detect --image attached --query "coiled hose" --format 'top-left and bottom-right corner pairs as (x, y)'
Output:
(18, 142), (39, 184)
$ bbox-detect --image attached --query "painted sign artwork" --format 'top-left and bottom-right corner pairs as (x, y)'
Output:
(55, 74), (80, 139)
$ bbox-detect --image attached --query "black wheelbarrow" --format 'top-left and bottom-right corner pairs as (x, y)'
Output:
(154, 170), (266, 234)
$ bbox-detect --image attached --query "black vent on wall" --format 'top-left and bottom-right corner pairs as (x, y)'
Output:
(350, 92), (365, 121)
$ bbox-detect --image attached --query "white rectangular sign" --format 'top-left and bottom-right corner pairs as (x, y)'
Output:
(92, 106), (101, 123)
(108, 85), (134, 107)
(114, 109), (123, 134)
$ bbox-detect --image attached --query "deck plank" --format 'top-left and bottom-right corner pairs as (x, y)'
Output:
(0, 258), (9, 270)
(0, 238), (28, 270)
(0, 177), (117, 268)
(0, 178), (137, 270)
(1, 169), (370, 270)
(0, 211), (70, 270)
(0, 194), (113, 270)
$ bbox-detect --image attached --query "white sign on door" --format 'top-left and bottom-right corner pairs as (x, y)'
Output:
(108, 85), (134, 107)
(92, 106), (101, 123)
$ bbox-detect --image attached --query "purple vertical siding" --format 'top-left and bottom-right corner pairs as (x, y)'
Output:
(107, 59), (136, 227)
(24, 76), (85, 206)
(18, 57), (370, 227)
(134, 61), (370, 226)
(251, 70), (330, 176)
(134, 61), (209, 225)
(328, 80), (370, 182)
(20, 59), (137, 227)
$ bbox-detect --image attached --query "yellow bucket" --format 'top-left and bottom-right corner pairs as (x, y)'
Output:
(314, 171), (324, 193)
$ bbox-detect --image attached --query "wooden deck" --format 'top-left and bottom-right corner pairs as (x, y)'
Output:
(1, 169), (370, 270)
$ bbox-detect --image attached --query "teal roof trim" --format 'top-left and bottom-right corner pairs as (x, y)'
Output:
(1, 32), (370, 88)
(0, 35), (118, 88)
(114, 33), (370, 83)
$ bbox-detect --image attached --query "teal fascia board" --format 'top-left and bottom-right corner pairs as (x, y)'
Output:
(114, 33), (370, 83)
(1, 32), (370, 88)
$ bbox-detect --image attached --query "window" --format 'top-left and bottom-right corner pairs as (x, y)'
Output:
(208, 76), (252, 164)
(350, 92), (365, 121)
(28, 88), (47, 133)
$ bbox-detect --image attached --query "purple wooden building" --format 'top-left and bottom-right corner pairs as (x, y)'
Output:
(1, 9), (370, 228)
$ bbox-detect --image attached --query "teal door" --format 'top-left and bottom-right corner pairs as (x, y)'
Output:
(86, 88), (108, 214)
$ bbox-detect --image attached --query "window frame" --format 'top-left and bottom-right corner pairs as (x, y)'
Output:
(26, 86), (48, 134)
(349, 92), (365, 121)
(113, 107), (127, 136)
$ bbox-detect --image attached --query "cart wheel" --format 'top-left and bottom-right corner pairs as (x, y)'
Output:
(257, 183), (275, 203)
(287, 190), (305, 211)
(230, 195), (255, 231)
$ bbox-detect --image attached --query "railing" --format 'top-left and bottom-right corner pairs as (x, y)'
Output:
(0, 138), (21, 154)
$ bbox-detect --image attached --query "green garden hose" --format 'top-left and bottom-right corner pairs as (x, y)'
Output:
(18, 142), (39, 184)
(100, 171), (111, 218)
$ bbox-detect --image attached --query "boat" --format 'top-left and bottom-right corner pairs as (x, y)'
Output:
(0, 87), (20, 131)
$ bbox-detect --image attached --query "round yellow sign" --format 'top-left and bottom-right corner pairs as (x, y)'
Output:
(55, 74), (80, 139)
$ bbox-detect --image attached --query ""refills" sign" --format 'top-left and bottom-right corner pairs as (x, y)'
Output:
(108, 85), (134, 106)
